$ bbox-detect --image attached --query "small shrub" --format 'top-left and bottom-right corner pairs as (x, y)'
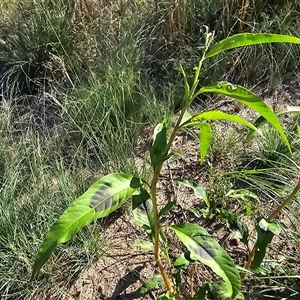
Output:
(32, 31), (300, 299)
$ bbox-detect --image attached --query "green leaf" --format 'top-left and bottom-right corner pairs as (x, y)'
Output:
(175, 179), (210, 208)
(131, 241), (154, 251)
(188, 281), (245, 300)
(158, 292), (176, 300)
(189, 207), (209, 219)
(226, 189), (259, 202)
(180, 64), (191, 107)
(190, 281), (245, 300)
(219, 210), (249, 246)
(179, 110), (193, 126)
(246, 105), (300, 140)
(169, 223), (241, 299)
(150, 123), (168, 171)
(31, 173), (141, 280)
(174, 252), (194, 269)
(159, 201), (176, 218)
(185, 110), (258, 132)
(298, 125), (300, 137)
(173, 252), (194, 293)
(205, 33), (300, 59)
(225, 189), (259, 216)
(251, 218), (281, 270)
(246, 115), (268, 141)
(181, 120), (213, 163)
(197, 83), (291, 153)
(140, 274), (164, 294)
(197, 123), (213, 164)
(132, 188), (154, 241)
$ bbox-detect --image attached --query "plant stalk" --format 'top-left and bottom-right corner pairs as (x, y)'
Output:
(190, 264), (195, 297)
(150, 107), (188, 295)
(150, 179), (173, 291)
(148, 32), (214, 294)
(267, 177), (300, 222)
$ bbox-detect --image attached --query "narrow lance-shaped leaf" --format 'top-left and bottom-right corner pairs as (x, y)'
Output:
(205, 33), (300, 59)
(197, 123), (213, 164)
(182, 110), (259, 138)
(169, 223), (241, 299)
(179, 122), (212, 165)
(180, 64), (191, 107)
(31, 173), (141, 280)
(251, 218), (281, 270)
(197, 83), (291, 153)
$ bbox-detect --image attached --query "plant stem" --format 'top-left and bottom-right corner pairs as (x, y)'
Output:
(242, 177), (300, 280)
(150, 179), (173, 291)
(190, 264), (195, 297)
(241, 245), (256, 280)
(267, 177), (300, 222)
(148, 31), (214, 294)
(150, 108), (188, 294)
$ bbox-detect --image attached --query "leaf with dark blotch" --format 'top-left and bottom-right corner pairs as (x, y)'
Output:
(251, 218), (281, 270)
(169, 223), (241, 299)
(31, 173), (141, 280)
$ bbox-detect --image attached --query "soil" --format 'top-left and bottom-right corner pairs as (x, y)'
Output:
(39, 74), (300, 299)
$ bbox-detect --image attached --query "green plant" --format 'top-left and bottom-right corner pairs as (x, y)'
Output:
(178, 178), (259, 220)
(31, 30), (300, 299)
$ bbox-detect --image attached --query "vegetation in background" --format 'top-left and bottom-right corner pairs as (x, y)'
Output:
(0, 0), (299, 299)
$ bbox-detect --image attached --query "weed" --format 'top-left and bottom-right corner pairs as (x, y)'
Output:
(31, 31), (300, 299)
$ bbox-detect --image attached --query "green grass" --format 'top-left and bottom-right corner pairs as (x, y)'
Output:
(0, 0), (300, 299)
